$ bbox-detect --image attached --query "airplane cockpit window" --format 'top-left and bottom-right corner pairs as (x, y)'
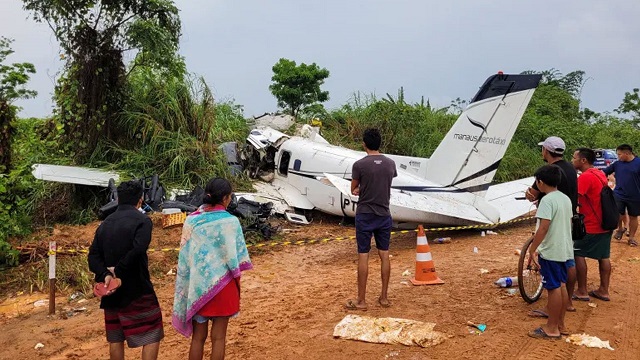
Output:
(279, 151), (291, 176)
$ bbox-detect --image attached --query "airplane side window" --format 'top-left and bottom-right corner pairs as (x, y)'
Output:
(293, 159), (301, 171)
(279, 151), (291, 176)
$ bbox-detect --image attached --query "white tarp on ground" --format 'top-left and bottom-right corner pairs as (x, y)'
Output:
(333, 315), (448, 348)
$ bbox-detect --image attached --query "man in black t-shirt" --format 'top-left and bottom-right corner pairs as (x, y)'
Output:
(525, 136), (580, 318)
(525, 136), (578, 213)
(345, 128), (397, 311)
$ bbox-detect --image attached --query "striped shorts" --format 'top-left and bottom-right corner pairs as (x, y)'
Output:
(104, 294), (164, 348)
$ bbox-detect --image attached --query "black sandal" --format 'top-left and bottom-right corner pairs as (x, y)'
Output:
(614, 228), (627, 240)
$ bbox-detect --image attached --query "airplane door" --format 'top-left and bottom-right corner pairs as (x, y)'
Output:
(278, 151), (291, 176)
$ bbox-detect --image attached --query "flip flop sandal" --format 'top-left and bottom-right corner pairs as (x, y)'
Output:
(528, 327), (561, 340)
(571, 295), (590, 301)
(93, 278), (121, 298)
(378, 298), (391, 308)
(628, 239), (638, 247)
(344, 299), (367, 311)
(588, 290), (610, 302)
(527, 309), (549, 318)
(614, 228), (626, 240)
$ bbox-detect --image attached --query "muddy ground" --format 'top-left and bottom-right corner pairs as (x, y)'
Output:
(1, 215), (639, 360)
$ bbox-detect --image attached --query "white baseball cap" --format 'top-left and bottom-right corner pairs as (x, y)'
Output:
(538, 136), (565, 154)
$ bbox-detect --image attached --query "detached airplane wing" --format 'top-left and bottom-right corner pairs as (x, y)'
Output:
(252, 180), (315, 210)
(323, 173), (495, 225)
(485, 176), (536, 222)
(32, 164), (119, 187)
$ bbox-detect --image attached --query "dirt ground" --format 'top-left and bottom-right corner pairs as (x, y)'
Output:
(1, 216), (640, 360)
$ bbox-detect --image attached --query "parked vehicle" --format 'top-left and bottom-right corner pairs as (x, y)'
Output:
(594, 149), (617, 170)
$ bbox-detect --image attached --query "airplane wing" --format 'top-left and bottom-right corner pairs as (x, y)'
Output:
(323, 173), (495, 224)
(252, 180), (315, 210)
(485, 176), (537, 222)
(31, 164), (119, 187)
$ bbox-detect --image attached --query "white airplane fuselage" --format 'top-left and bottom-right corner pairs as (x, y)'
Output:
(248, 73), (543, 226)
(271, 137), (499, 226)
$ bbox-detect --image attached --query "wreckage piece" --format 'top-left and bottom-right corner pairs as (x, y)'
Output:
(31, 164), (119, 187)
(219, 142), (243, 176)
(284, 212), (310, 225)
(98, 175), (165, 220)
(241, 73), (542, 227)
(251, 113), (295, 130)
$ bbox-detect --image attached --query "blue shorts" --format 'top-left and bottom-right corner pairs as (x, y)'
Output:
(539, 256), (569, 290)
(193, 313), (238, 323)
(355, 213), (392, 253)
(566, 258), (575, 268)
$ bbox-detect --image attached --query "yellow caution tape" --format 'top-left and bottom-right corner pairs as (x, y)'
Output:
(17, 216), (534, 255)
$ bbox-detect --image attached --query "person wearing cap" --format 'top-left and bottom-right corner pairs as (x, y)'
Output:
(525, 136), (579, 317)
(603, 144), (640, 247)
(525, 136), (578, 213)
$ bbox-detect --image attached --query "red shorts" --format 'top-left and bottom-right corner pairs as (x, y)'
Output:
(198, 278), (240, 317)
(104, 294), (164, 348)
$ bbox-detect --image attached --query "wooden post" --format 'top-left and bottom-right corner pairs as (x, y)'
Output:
(48, 241), (56, 315)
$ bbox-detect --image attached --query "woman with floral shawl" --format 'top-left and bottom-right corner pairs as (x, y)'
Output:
(172, 178), (253, 360)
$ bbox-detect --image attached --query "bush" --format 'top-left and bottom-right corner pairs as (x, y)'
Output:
(323, 85), (640, 184)
(88, 71), (252, 190)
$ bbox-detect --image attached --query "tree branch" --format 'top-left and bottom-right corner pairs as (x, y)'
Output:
(108, 13), (138, 33)
(93, 3), (104, 31)
(63, 0), (91, 29)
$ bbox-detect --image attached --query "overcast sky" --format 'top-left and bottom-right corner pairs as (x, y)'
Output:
(1, 0), (639, 118)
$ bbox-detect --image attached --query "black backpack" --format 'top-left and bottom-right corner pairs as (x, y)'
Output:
(584, 170), (619, 231)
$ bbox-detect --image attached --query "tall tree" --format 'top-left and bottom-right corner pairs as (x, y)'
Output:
(617, 88), (640, 124)
(22, 0), (182, 161)
(0, 37), (37, 173)
(269, 58), (330, 119)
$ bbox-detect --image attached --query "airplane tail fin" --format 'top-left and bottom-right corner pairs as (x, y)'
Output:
(424, 73), (542, 195)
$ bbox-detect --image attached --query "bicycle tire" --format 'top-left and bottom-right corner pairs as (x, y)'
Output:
(518, 236), (544, 303)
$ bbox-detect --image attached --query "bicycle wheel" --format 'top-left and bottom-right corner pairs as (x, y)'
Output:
(518, 236), (543, 303)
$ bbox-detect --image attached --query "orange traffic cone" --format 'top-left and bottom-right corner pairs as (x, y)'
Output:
(410, 225), (444, 285)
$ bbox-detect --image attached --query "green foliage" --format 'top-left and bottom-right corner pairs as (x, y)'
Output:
(0, 166), (38, 267)
(323, 89), (455, 157)
(1, 37), (38, 173)
(0, 37), (37, 103)
(269, 58), (330, 119)
(522, 69), (586, 98)
(323, 70), (640, 187)
(22, 0), (181, 62)
(0, 254), (93, 294)
(1, 118), (60, 254)
(23, 0), (182, 162)
(0, 38), (37, 267)
(88, 69), (251, 189)
(617, 88), (640, 124)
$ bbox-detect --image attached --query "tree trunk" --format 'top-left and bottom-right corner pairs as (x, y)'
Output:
(0, 101), (14, 174)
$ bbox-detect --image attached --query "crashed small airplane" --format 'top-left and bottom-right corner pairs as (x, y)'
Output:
(241, 72), (542, 227)
(32, 72), (542, 228)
